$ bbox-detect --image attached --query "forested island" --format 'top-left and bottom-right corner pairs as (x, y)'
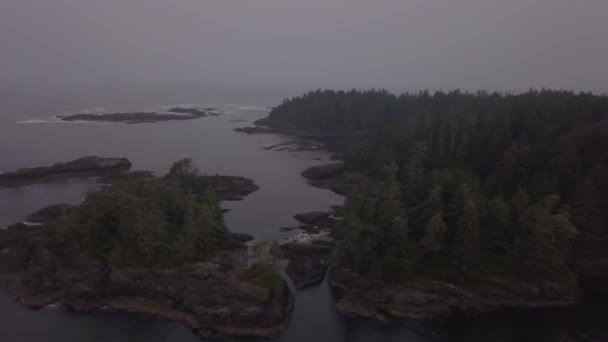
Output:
(0, 159), (291, 338)
(255, 89), (608, 319)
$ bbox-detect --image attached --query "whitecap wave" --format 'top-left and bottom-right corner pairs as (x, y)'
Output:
(16, 118), (111, 125)
(16, 119), (57, 124)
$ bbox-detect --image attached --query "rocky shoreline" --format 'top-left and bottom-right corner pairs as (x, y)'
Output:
(300, 162), (371, 196)
(328, 268), (581, 321)
(0, 157), (132, 187)
(280, 165), (590, 325)
(0, 220), (293, 339)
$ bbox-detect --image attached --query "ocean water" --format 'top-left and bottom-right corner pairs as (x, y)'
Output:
(0, 83), (604, 342)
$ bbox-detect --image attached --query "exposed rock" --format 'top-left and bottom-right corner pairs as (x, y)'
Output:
(230, 233), (254, 243)
(195, 176), (260, 201)
(300, 162), (370, 196)
(328, 268), (582, 320)
(301, 163), (345, 180)
(294, 211), (332, 226)
(263, 141), (325, 152)
(0, 157), (132, 187)
(25, 204), (75, 223)
(168, 107), (220, 116)
(99, 172), (259, 202)
(59, 109), (217, 124)
(234, 126), (275, 134)
(97, 171), (155, 185)
(0, 225), (294, 339)
(280, 243), (332, 290)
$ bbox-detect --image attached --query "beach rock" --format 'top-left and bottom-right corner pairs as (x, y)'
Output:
(0, 157), (132, 187)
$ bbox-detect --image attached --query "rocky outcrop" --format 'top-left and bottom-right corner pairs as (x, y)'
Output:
(25, 204), (75, 224)
(0, 225), (293, 338)
(263, 141), (325, 152)
(196, 176), (260, 201)
(328, 268), (582, 321)
(279, 211), (341, 290)
(0, 157), (132, 187)
(59, 108), (219, 124)
(234, 126), (275, 134)
(294, 211), (332, 226)
(168, 107), (220, 116)
(97, 170), (155, 185)
(98, 172), (258, 202)
(300, 163), (369, 196)
(281, 242), (334, 290)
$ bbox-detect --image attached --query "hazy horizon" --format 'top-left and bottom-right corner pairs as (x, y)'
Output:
(1, 0), (607, 93)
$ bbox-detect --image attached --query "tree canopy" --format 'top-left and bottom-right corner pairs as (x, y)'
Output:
(269, 89), (608, 282)
(48, 160), (229, 268)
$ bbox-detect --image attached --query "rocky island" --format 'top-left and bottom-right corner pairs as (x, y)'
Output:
(59, 107), (219, 124)
(0, 156), (132, 187)
(0, 159), (292, 338)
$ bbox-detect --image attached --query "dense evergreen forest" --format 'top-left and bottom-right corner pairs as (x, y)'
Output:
(266, 89), (608, 283)
(48, 159), (229, 267)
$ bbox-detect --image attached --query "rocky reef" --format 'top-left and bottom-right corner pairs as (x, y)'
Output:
(59, 107), (219, 124)
(0, 157), (132, 187)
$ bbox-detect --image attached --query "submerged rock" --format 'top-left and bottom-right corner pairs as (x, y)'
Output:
(0, 156), (132, 187)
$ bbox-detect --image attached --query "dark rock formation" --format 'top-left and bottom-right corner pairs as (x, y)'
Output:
(281, 242), (334, 290)
(263, 141), (325, 152)
(0, 157), (132, 187)
(234, 126), (275, 134)
(301, 163), (345, 180)
(97, 171), (155, 185)
(59, 108), (218, 124)
(0, 225), (293, 338)
(25, 204), (75, 224)
(301, 163), (369, 196)
(98, 172), (258, 202)
(294, 211), (332, 226)
(328, 268), (582, 320)
(195, 176), (260, 201)
(168, 107), (219, 116)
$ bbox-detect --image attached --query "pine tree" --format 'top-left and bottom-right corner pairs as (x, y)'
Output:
(453, 196), (481, 273)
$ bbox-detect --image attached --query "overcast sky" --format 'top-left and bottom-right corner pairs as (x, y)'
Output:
(1, 0), (607, 92)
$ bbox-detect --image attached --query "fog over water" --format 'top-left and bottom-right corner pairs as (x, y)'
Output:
(1, 0), (607, 92)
